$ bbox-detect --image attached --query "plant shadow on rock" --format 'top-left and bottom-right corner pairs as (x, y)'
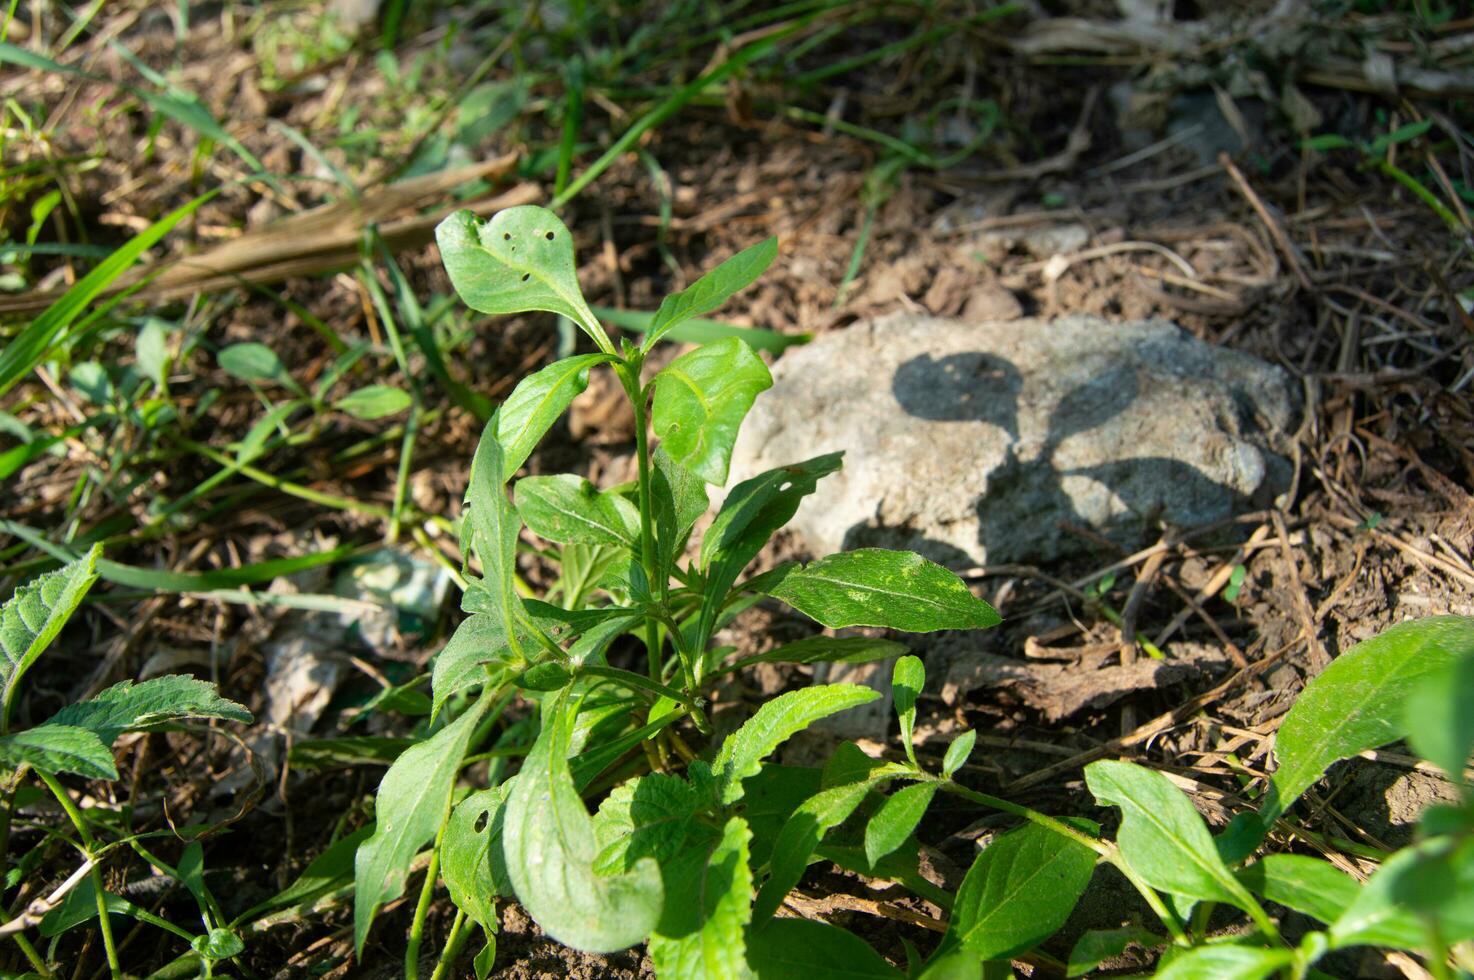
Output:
(865, 349), (1287, 565)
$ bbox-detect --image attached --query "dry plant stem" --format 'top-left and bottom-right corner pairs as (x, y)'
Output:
(936, 777), (1191, 945)
(36, 770), (119, 979)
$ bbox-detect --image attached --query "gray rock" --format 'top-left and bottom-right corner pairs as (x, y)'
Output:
(729, 313), (1298, 566)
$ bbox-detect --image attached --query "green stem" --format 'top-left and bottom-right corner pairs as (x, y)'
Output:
(428, 908), (469, 980)
(579, 665), (707, 728)
(36, 770), (121, 978)
(0, 904), (53, 978)
(178, 439), (391, 519)
(405, 823), (446, 980)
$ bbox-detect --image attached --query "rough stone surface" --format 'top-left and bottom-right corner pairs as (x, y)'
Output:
(729, 313), (1299, 566)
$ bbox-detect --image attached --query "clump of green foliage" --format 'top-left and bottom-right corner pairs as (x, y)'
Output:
(340, 204), (1474, 979)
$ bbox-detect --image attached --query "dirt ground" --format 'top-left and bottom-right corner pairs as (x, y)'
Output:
(2, 0), (1473, 976)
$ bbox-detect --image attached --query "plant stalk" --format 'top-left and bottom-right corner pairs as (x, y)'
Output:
(428, 908), (469, 980)
(404, 822), (446, 980)
(37, 770), (121, 978)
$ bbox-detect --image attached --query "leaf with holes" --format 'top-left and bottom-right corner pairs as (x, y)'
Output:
(436, 207), (609, 349)
(651, 336), (772, 486)
(764, 549), (1000, 632)
(443, 786), (511, 933)
(642, 237), (778, 350)
(0, 544), (101, 729)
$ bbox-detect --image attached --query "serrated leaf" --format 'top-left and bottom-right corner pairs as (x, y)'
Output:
(514, 474), (641, 549)
(1086, 760), (1258, 911)
(443, 786), (510, 932)
(0, 724), (116, 779)
(942, 730), (977, 778)
(864, 781), (936, 867)
(764, 549), (1000, 632)
(643, 237), (778, 350)
(335, 384), (412, 420)
(649, 816), (755, 980)
(746, 919), (900, 979)
(1066, 926), (1165, 976)
(496, 353), (615, 475)
(948, 821), (1097, 960)
(1404, 649), (1474, 784)
(47, 676), (252, 741)
(892, 655), (924, 762)
(651, 336), (772, 486)
(218, 342), (296, 389)
(432, 614), (518, 720)
(1, 544), (101, 728)
(353, 698), (489, 955)
(504, 694), (662, 952)
(1237, 854), (1361, 925)
(593, 772), (703, 876)
(1329, 834), (1474, 951)
(712, 685), (880, 805)
(1264, 616), (1474, 825)
(436, 207), (608, 350)
(1154, 945), (1294, 979)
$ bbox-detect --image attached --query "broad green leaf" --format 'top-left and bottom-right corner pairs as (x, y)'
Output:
(48, 676), (251, 741)
(1086, 761), (1260, 911)
(192, 928), (244, 960)
(353, 698), (490, 955)
(515, 474), (641, 549)
(503, 694), (662, 952)
(0, 724), (116, 779)
(642, 237), (778, 350)
(1066, 927), (1165, 976)
(464, 415), (531, 664)
(746, 919), (900, 979)
(943, 730), (977, 779)
(69, 361), (112, 404)
(864, 781), (936, 867)
(1237, 854), (1361, 925)
(652, 444), (709, 578)
(335, 384), (412, 419)
(435, 207), (610, 351)
(1154, 945), (1295, 980)
(443, 786), (510, 932)
(892, 655), (924, 763)
(649, 816), (755, 980)
(1264, 616), (1474, 824)
(712, 685), (880, 805)
(237, 826), (373, 920)
(1404, 650), (1474, 783)
(432, 614), (517, 720)
(764, 549), (1000, 632)
(496, 353), (615, 475)
(948, 821), (1097, 960)
(218, 343), (298, 390)
(1329, 835), (1474, 951)
(0, 188), (216, 399)
(651, 336), (772, 486)
(1, 543), (101, 728)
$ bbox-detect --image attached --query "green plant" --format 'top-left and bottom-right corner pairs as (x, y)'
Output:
(346, 204), (1474, 978)
(0, 545), (255, 978)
